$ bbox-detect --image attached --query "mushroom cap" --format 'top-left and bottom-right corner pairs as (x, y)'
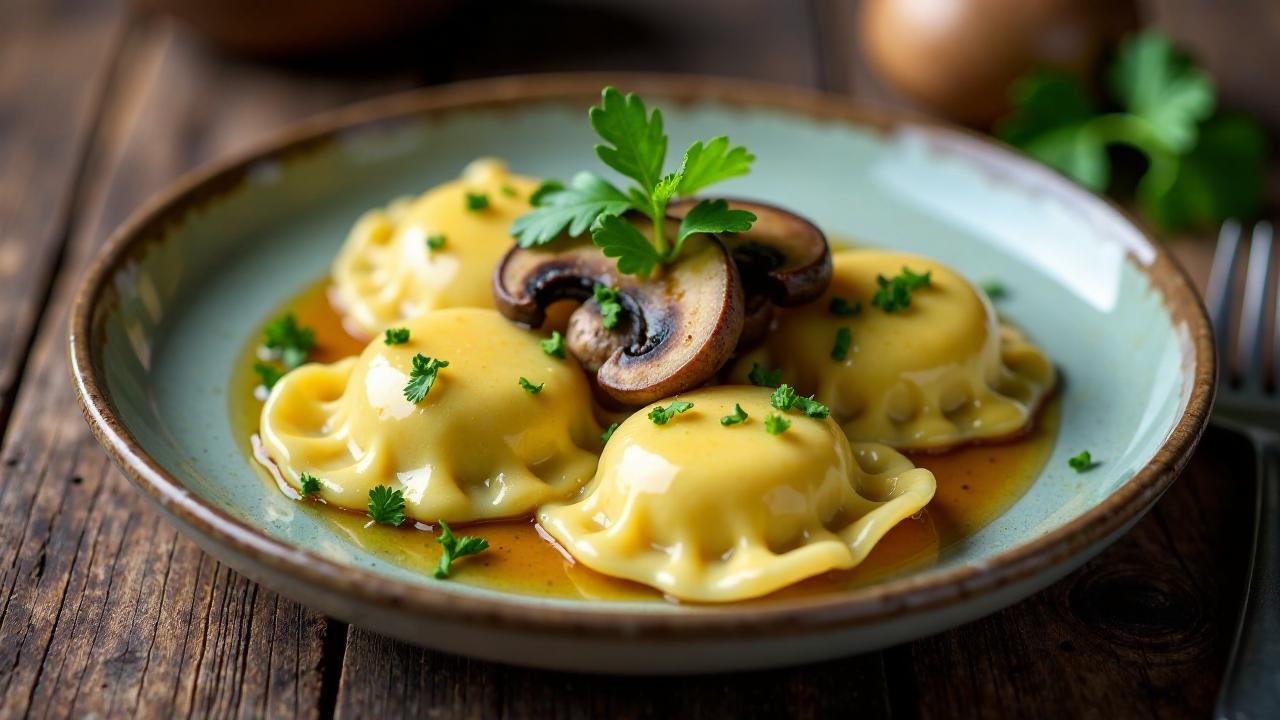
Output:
(493, 216), (745, 405)
(669, 198), (832, 307)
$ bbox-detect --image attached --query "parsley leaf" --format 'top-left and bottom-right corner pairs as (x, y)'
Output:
(998, 70), (1108, 191)
(794, 395), (830, 419)
(979, 281), (1006, 300)
(384, 327), (410, 345)
(1108, 31), (1214, 154)
(518, 377), (544, 395)
(1068, 450), (1097, 472)
(720, 403), (749, 426)
(253, 362), (284, 390)
(600, 422), (620, 445)
(675, 136), (755, 196)
(263, 313), (315, 370)
(770, 384), (798, 411)
(465, 192), (490, 211)
(592, 213), (662, 278)
(403, 354), (448, 404)
(673, 199), (757, 256)
(367, 485), (406, 526)
(872, 267), (932, 313)
(648, 400), (694, 425)
(831, 327), (853, 361)
(511, 172), (631, 247)
(590, 87), (668, 194)
(299, 472), (322, 495)
(829, 297), (860, 317)
(426, 233), (447, 251)
(764, 413), (791, 435)
(434, 519), (489, 579)
(540, 330), (566, 359)
(593, 284), (624, 329)
(747, 362), (783, 388)
(501, 184), (518, 198)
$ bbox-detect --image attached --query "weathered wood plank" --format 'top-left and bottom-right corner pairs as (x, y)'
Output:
(0, 13), (414, 718)
(0, 0), (123, 434)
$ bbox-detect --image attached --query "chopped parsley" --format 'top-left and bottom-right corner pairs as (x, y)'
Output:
(600, 422), (620, 445)
(747, 362), (782, 388)
(648, 400), (694, 425)
(367, 485), (406, 526)
(872, 267), (932, 313)
(979, 280), (1006, 300)
(794, 395), (830, 419)
(434, 520), (489, 579)
(770, 384), (798, 411)
(770, 384), (830, 419)
(465, 192), (490, 211)
(1068, 450), (1097, 472)
(253, 362), (284, 390)
(500, 184), (518, 198)
(510, 87), (757, 277)
(263, 313), (315, 370)
(384, 327), (411, 345)
(403, 354), (448, 404)
(299, 472), (322, 495)
(593, 284), (623, 329)
(764, 413), (791, 435)
(426, 233), (447, 251)
(518, 377), (545, 395)
(540, 330), (566, 359)
(829, 297), (861, 317)
(720, 403), (749, 426)
(831, 327), (853, 361)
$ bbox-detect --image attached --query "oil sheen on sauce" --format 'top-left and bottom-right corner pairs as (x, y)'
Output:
(231, 280), (1060, 603)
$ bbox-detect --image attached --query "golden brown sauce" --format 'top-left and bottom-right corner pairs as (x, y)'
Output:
(231, 278), (1059, 603)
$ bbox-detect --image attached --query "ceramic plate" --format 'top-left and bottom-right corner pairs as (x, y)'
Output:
(69, 75), (1213, 674)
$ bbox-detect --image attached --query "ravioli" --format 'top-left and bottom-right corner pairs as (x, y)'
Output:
(260, 308), (601, 523)
(331, 159), (540, 336)
(730, 250), (1055, 451)
(537, 386), (936, 602)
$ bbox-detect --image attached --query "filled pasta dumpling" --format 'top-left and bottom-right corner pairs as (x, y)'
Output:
(331, 159), (540, 336)
(260, 308), (601, 523)
(537, 387), (936, 602)
(731, 250), (1055, 451)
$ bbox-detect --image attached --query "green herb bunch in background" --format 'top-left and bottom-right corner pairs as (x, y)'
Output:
(998, 30), (1268, 233)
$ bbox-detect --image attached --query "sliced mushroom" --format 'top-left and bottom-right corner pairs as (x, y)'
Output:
(493, 215), (745, 405)
(668, 199), (832, 307)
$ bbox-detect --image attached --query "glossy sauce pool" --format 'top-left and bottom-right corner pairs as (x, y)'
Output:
(232, 280), (1060, 603)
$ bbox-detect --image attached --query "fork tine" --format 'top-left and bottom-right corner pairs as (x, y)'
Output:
(1237, 223), (1274, 390)
(1207, 220), (1244, 382)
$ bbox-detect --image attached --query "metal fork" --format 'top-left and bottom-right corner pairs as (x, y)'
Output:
(1206, 220), (1280, 720)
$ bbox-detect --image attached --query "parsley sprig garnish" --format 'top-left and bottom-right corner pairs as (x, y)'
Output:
(434, 520), (489, 579)
(540, 331), (566, 359)
(648, 400), (694, 425)
(872, 268), (931, 313)
(299, 472), (322, 495)
(384, 327), (410, 345)
(403, 354), (448, 404)
(511, 87), (758, 277)
(764, 413), (791, 435)
(770, 383), (831, 420)
(367, 485), (406, 526)
(720, 404), (749, 426)
(593, 284), (623, 329)
(255, 313), (316, 389)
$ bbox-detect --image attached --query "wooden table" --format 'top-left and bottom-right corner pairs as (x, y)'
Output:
(0, 1), (1262, 716)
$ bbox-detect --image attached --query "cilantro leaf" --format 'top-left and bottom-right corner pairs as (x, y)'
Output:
(263, 313), (315, 370)
(675, 136), (755, 196)
(770, 384), (798, 411)
(829, 297), (860, 317)
(518, 377), (544, 395)
(540, 330), (566, 359)
(593, 284), (624, 329)
(720, 403), (749, 426)
(674, 199), (757, 256)
(592, 213), (662, 278)
(590, 87), (667, 192)
(299, 472), (322, 495)
(1068, 450), (1097, 473)
(648, 400), (694, 425)
(600, 422), (620, 445)
(748, 362), (783, 388)
(764, 413), (791, 435)
(1109, 31), (1214, 154)
(403, 354), (448, 404)
(253, 362), (284, 390)
(794, 395), (830, 419)
(434, 519), (489, 579)
(831, 327), (853, 361)
(511, 172), (631, 247)
(384, 327), (410, 345)
(367, 485), (406, 526)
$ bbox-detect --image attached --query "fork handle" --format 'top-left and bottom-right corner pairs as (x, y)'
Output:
(1217, 435), (1280, 720)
